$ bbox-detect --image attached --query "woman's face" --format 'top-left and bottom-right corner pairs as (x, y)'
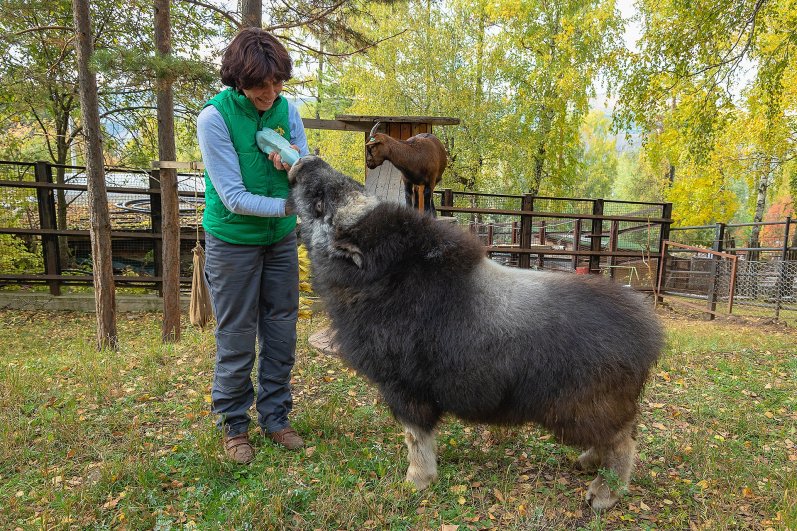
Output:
(242, 79), (284, 111)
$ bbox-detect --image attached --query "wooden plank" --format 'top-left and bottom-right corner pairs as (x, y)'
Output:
(0, 274), (193, 283)
(301, 118), (373, 132)
(376, 165), (391, 200)
(335, 114), (460, 126)
(0, 180), (205, 198)
(387, 164), (404, 203)
(0, 227), (204, 240)
(435, 206), (672, 224)
(364, 161), (407, 205)
(487, 246), (661, 258)
(364, 165), (381, 195)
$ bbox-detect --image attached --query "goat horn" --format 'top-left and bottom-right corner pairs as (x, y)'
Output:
(368, 121), (382, 139)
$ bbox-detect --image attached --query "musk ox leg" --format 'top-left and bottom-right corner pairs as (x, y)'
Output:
(585, 428), (637, 510)
(402, 423), (437, 490)
(576, 447), (602, 472)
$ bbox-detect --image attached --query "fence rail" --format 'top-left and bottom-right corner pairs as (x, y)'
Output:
(2, 160), (672, 295)
(437, 191), (672, 289)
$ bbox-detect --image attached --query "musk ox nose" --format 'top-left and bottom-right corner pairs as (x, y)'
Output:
(288, 155), (323, 184)
(288, 157), (307, 184)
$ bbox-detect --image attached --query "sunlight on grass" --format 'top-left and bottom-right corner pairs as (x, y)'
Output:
(0, 309), (795, 529)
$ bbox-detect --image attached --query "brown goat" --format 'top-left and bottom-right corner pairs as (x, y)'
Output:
(365, 122), (448, 216)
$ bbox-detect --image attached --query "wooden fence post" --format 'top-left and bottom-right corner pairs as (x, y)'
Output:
(572, 219), (582, 271)
(589, 199), (604, 273)
(656, 203), (673, 301)
(519, 194), (534, 269)
(775, 216), (792, 319)
(34, 161), (61, 295)
(706, 222), (726, 320)
(441, 188), (454, 217)
(609, 220), (619, 279)
(149, 170), (163, 296)
(537, 220), (546, 268)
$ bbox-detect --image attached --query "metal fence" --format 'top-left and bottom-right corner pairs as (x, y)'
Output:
(664, 220), (797, 321)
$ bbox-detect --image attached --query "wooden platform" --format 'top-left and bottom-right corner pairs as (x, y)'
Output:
(308, 327), (340, 356)
(364, 162), (406, 204)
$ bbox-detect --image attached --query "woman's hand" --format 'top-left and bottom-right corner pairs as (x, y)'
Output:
(268, 144), (301, 170)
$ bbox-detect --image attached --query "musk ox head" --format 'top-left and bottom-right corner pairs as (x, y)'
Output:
(288, 156), (378, 268)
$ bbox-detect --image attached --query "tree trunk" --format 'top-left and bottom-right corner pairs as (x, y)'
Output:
(241, 0), (261, 27)
(155, 0), (181, 342)
(748, 165), (771, 262)
(72, 0), (118, 350)
(530, 142), (546, 196)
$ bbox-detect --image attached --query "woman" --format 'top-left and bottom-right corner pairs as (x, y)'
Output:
(197, 27), (309, 464)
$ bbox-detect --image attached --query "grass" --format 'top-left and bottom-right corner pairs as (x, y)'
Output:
(0, 309), (795, 530)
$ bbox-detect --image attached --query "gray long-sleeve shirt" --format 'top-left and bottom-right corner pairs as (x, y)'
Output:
(197, 100), (309, 217)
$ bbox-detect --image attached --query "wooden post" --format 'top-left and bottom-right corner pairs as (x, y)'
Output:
(656, 203), (673, 299)
(609, 220), (619, 280)
(34, 161), (62, 295)
(441, 188), (454, 217)
(537, 220), (546, 268)
(589, 199), (604, 273)
(775, 216), (792, 319)
(706, 223), (726, 320)
(519, 194), (534, 269)
(149, 170), (163, 296)
(572, 219), (582, 271)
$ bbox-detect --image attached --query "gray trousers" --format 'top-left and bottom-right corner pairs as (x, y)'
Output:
(204, 231), (299, 437)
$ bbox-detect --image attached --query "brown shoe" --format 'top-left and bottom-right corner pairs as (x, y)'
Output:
(224, 433), (255, 464)
(267, 427), (304, 450)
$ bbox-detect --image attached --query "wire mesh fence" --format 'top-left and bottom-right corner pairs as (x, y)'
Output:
(0, 160), (206, 294)
(658, 231), (797, 323)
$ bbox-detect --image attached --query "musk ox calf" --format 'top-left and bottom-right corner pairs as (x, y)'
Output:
(287, 156), (664, 510)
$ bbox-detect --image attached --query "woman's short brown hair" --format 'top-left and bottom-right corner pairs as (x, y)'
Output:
(220, 28), (293, 90)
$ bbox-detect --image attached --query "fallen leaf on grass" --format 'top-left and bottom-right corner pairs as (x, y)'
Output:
(102, 491), (126, 510)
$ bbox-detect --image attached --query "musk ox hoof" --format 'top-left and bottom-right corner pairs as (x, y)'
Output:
(586, 476), (620, 510)
(576, 448), (602, 472)
(406, 468), (437, 490)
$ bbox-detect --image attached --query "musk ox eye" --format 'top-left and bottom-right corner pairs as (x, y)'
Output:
(314, 199), (324, 217)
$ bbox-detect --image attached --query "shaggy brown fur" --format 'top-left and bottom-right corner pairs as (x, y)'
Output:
(287, 156), (664, 509)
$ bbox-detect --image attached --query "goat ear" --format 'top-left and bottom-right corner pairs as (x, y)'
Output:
(365, 136), (381, 146)
(334, 240), (364, 269)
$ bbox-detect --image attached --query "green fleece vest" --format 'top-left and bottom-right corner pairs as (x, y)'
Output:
(202, 88), (295, 245)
